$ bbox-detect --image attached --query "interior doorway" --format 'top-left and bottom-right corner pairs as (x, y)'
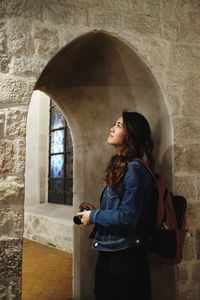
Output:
(22, 90), (74, 299)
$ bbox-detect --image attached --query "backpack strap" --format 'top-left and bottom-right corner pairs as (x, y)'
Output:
(133, 158), (157, 180)
(134, 158), (167, 227)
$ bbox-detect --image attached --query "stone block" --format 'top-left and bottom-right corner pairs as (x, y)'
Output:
(170, 44), (200, 72)
(0, 208), (23, 237)
(165, 70), (200, 89)
(173, 117), (200, 144)
(0, 76), (35, 106)
(197, 177), (200, 202)
(0, 177), (24, 206)
(0, 30), (6, 53)
(101, 0), (142, 11)
(0, 112), (5, 137)
(175, 144), (200, 174)
(15, 138), (26, 175)
(0, 54), (10, 73)
(175, 176), (196, 202)
(141, 38), (169, 69)
(32, 22), (59, 57)
(182, 231), (195, 261)
(121, 13), (161, 37)
(5, 108), (27, 137)
(195, 228), (200, 259)
(143, 0), (161, 17)
(162, 18), (179, 41)
(0, 238), (22, 278)
(6, 18), (31, 56)
(180, 15), (200, 44)
(191, 261), (200, 285)
(182, 88), (200, 117)
(160, 0), (180, 19)
(0, 140), (16, 174)
(178, 262), (189, 283)
(90, 11), (120, 31)
(11, 57), (46, 78)
(186, 203), (200, 227)
(43, 3), (88, 26)
(0, 278), (21, 299)
(0, 0), (6, 19)
(5, 0), (43, 20)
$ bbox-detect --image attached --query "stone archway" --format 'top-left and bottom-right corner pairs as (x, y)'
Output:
(35, 31), (175, 300)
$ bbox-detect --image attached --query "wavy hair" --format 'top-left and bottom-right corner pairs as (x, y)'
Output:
(104, 112), (154, 191)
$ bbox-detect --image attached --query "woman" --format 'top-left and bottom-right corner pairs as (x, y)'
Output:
(76, 111), (154, 300)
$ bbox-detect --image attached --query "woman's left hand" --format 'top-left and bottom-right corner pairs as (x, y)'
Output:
(75, 210), (91, 226)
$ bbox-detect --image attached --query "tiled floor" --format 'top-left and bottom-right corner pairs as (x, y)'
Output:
(22, 239), (73, 300)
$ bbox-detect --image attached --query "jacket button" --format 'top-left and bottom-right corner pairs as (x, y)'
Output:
(94, 242), (98, 247)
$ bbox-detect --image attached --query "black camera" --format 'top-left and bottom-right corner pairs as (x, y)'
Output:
(73, 202), (95, 225)
(73, 207), (88, 225)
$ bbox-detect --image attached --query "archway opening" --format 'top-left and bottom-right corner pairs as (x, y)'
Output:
(22, 90), (74, 298)
(33, 31), (175, 300)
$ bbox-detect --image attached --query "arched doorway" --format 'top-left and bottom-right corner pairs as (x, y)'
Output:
(34, 31), (175, 300)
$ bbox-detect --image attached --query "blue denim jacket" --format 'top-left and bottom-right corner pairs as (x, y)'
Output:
(89, 160), (152, 251)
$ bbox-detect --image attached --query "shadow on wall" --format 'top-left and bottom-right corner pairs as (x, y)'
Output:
(33, 31), (175, 300)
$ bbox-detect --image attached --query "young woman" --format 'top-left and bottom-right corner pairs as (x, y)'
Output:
(76, 111), (154, 300)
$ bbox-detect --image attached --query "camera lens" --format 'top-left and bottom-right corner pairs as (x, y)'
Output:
(73, 215), (82, 225)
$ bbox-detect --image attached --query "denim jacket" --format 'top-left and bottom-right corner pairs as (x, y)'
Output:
(89, 160), (152, 252)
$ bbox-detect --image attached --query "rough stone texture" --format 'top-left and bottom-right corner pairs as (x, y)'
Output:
(0, 238), (22, 278)
(90, 11), (121, 31)
(182, 231), (195, 261)
(24, 212), (73, 253)
(178, 262), (189, 284)
(0, 140), (16, 174)
(15, 139), (26, 176)
(43, 4), (88, 26)
(0, 111), (5, 137)
(187, 203), (200, 227)
(6, 18), (31, 56)
(173, 117), (200, 144)
(11, 57), (46, 78)
(175, 145), (200, 174)
(0, 278), (21, 300)
(141, 38), (169, 69)
(5, 108), (27, 137)
(197, 177), (200, 202)
(0, 76), (35, 106)
(175, 176), (196, 202)
(0, 177), (24, 206)
(3, 0), (43, 20)
(170, 44), (200, 72)
(32, 22), (60, 58)
(0, 208), (23, 238)
(195, 228), (200, 260)
(182, 88), (200, 117)
(121, 13), (161, 37)
(191, 261), (200, 286)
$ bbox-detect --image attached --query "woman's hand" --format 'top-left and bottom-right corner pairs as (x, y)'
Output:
(75, 210), (91, 226)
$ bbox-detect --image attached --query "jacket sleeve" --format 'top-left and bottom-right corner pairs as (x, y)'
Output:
(89, 163), (146, 230)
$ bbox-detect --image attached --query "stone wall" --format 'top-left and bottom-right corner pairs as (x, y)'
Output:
(0, 0), (200, 299)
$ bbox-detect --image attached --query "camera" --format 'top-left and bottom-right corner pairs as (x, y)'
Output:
(73, 207), (88, 225)
(73, 202), (96, 225)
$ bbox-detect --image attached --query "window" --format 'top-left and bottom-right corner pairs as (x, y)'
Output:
(48, 100), (73, 205)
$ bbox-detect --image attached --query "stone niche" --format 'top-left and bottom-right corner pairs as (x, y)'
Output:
(35, 31), (175, 300)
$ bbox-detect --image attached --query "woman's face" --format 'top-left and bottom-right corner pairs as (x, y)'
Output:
(107, 117), (127, 153)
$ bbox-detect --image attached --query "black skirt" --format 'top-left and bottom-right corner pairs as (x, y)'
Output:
(95, 246), (152, 300)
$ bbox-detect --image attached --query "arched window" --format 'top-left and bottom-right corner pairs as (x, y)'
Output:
(48, 100), (73, 205)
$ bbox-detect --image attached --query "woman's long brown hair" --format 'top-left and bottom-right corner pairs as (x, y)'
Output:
(104, 112), (154, 192)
